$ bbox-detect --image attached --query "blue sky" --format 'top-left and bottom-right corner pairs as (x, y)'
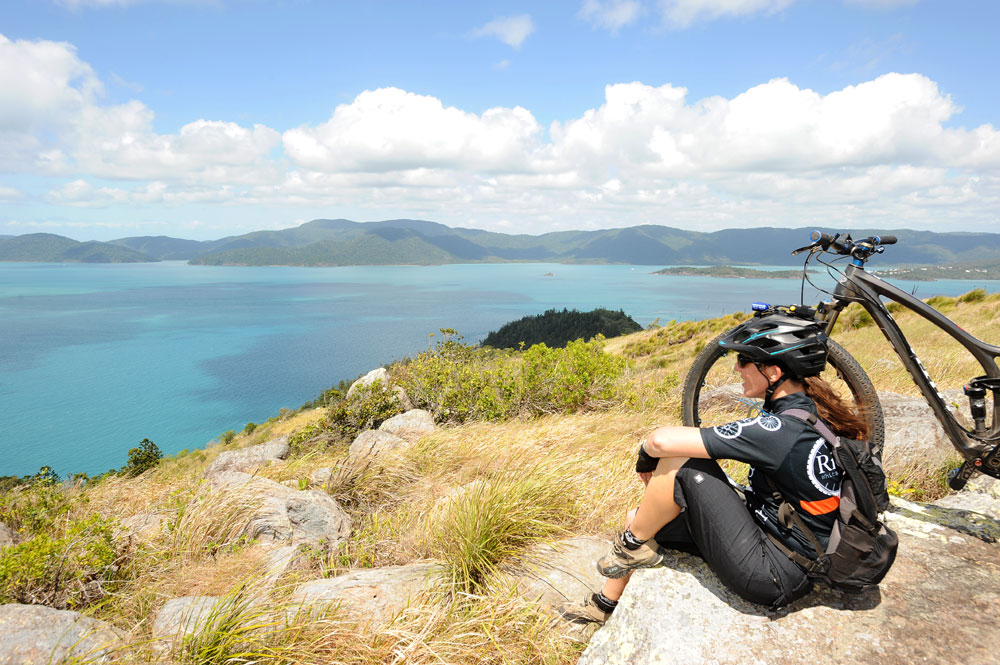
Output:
(1, 0), (998, 240)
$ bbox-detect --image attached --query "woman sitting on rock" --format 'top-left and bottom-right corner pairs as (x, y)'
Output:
(559, 314), (870, 624)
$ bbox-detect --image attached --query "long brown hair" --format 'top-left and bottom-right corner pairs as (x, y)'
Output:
(801, 375), (870, 440)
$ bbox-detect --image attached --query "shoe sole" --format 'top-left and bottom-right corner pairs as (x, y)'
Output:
(596, 550), (665, 579)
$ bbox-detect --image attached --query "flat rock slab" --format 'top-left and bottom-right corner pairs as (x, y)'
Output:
(207, 471), (351, 548)
(347, 368), (389, 398)
(378, 409), (435, 442)
(511, 536), (611, 607)
(204, 436), (290, 477)
(578, 498), (1000, 665)
(288, 562), (442, 626)
(348, 429), (410, 463)
(0, 603), (124, 664)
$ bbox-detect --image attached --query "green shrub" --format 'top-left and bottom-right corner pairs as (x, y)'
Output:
(219, 430), (237, 446)
(0, 511), (120, 608)
(242, 422), (257, 435)
(327, 380), (403, 441)
(122, 438), (163, 477)
(394, 331), (628, 424)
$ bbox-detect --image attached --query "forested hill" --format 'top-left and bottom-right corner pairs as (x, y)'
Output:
(0, 233), (156, 263)
(4, 220), (1000, 267)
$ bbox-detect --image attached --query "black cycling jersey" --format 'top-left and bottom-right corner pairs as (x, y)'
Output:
(699, 392), (843, 558)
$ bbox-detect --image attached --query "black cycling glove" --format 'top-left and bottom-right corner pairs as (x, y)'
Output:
(635, 440), (658, 473)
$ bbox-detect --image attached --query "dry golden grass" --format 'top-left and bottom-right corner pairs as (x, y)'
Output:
(46, 289), (1000, 663)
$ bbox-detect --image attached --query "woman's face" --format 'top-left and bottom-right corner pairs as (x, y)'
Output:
(734, 356), (779, 399)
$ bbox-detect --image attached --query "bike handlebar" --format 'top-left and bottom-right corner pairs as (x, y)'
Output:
(799, 230), (897, 261)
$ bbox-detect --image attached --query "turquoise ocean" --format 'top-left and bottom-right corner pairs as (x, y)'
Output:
(2, 261), (998, 478)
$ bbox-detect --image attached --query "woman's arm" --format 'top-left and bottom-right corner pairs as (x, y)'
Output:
(642, 425), (711, 459)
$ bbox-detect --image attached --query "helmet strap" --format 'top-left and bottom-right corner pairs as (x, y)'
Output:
(762, 372), (790, 413)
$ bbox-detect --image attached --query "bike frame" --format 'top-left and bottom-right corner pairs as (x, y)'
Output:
(817, 262), (1000, 461)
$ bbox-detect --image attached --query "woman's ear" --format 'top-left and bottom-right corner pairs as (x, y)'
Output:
(764, 365), (783, 382)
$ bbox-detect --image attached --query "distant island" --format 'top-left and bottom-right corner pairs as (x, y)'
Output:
(871, 264), (1000, 281)
(4, 219), (1000, 271)
(653, 265), (807, 279)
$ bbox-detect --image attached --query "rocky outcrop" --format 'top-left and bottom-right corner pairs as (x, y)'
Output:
(346, 367), (389, 398)
(0, 604), (124, 664)
(379, 409), (436, 442)
(0, 521), (16, 548)
(348, 429), (410, 463)
(288, 562), (442, 626)
(207, 471), (350, 548)
(204, 436), (289, 477)
(577, 496), (1000, 664)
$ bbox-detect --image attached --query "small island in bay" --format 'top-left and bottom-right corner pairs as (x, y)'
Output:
(653, 265), (807, 279)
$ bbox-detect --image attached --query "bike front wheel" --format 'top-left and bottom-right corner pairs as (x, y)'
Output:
(681, 329), (884, 447)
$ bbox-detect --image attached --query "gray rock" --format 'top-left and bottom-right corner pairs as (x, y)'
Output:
(347, 367), (390, 398)
(0, 604), (124, 664)
(511, 536), (611, 607)
(309, 466), (334, 486)
(878, 391), (963, 477)
(578, 498), (1000, 665)
(207, 471), (351, 548)
(0, 521), (16, 548)
(204, 436), (290, 477)
(114, 512), (168, 545)
(288, 562), (441, 625)
(379, 409), (436, 442)
(348, 429), (410, 462)
(152, 596), (221, 649)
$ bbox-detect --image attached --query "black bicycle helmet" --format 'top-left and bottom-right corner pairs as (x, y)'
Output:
(718, 313), (829, 378)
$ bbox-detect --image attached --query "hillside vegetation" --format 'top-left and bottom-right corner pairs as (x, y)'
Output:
(482, 308), (642, 350)
(2, 290), (998, 663)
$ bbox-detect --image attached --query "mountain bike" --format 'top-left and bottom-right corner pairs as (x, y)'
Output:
(681, 231), (1000, 489)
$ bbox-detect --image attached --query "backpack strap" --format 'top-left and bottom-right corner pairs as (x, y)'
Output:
(760, 408), (841, 570)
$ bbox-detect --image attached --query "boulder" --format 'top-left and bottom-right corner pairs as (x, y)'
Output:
(577, 496), (1000, 664)
(310, 466), (334, 486)
(347, 368), (390, 398)
(288, 562), (441, 626)
(114, 512), (169, 545)
(0, 604), (124, 664)
(152, 596), (221, 650)
(379, 409), (436, 442)
(0, 521), (16, 548)
(204, 436), (290, 477)
(510, 536), (611, 608)
(207, 471), (351, 548)
(348, 430), (410, 462)
(878, 391), (963, 477)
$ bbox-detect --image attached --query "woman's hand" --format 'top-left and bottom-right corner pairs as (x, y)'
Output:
(637, 471), (652, 487)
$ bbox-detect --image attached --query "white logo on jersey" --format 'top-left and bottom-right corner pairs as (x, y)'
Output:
(756, 414), (782, 431)
(807, 437), (841, 496)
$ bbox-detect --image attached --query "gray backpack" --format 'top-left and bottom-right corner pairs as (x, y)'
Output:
(765, 409), (898, 591)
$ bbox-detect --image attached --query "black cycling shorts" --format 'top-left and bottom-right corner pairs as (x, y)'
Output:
(652, 457), (812, 607)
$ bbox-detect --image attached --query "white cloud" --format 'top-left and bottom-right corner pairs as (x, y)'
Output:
(658, 0), (796, 27)
(470, 14), (535, 49)
(0, 33), (281, 184)
(0, 184), (24, 201)
(579, 0), (644, 32)
(283, 87), (542, 173)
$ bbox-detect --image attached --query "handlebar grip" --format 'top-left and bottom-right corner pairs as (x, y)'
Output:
(876, 235), (897, 245)
(809, 230), (834, 244)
